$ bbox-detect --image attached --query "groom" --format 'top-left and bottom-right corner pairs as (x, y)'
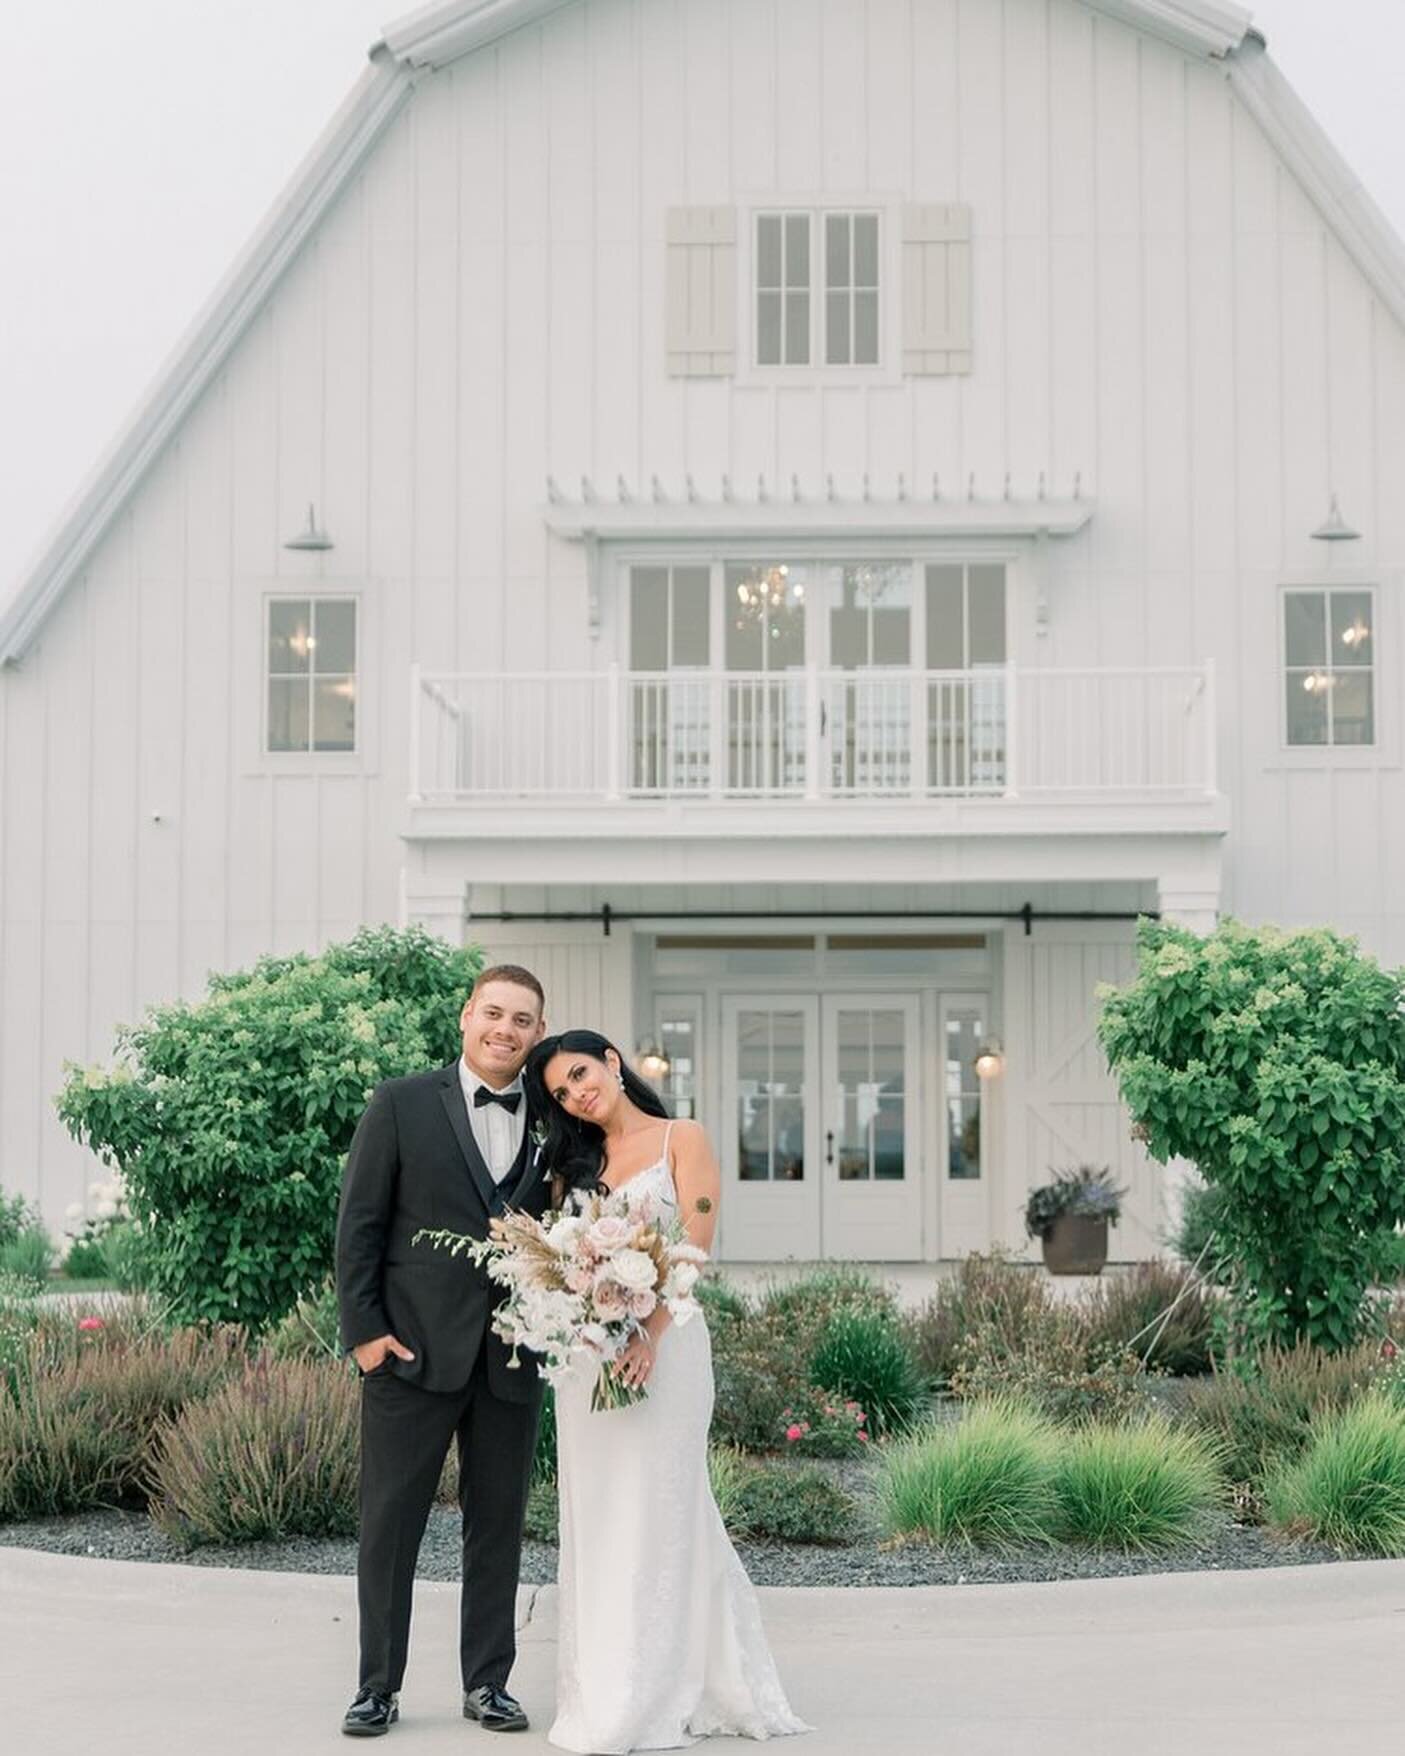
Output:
(336, 963), (550, 1737)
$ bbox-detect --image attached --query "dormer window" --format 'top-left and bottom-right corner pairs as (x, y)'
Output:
(755, 210), (880, 368)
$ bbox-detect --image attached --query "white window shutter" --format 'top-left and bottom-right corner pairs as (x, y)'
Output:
(666, 207), (736, 377)
(902, 203), (972, 376)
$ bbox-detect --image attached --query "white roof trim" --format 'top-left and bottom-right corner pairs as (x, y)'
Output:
(379, 0), (1252, 73)
(1081, 1), (1252, 58)
(0, 53), (414, 665)
(381, 0), (574, 69)
(1226, 36), (1405, 337)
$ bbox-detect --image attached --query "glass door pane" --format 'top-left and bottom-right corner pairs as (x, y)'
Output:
(821, 995), (922, 1260)
(721, 996), (820, 1259)
(629, 565), (712, 793)
(925, 564), (1007, 792)
(825, 563), (913, 792)
(725, 563), (808, 792)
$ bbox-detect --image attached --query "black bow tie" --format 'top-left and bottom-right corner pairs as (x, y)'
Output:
(473, 1086), (521, 1114)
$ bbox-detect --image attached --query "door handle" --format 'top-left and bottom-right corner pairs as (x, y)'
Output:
(819, 700), (828, 736)
(825, 1130), (834, 1166)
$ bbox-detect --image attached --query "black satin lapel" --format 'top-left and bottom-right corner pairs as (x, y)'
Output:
(510, 1133), (545, 1210)
(438, 1079), (497, 1213)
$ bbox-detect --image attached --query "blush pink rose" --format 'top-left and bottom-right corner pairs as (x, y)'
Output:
(628, 1288), (657, 1320)
(587, 1215), (633, 1253)
(591, 1278), (627, 1319)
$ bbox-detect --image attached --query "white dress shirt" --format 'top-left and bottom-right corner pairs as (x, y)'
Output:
(458, 1057), (526, 1183)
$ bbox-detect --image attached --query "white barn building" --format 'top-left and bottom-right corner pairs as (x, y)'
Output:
(2, 0), (1402, 1265)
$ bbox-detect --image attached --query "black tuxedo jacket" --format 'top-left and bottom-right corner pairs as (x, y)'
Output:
(335, 1062), (550, 1399)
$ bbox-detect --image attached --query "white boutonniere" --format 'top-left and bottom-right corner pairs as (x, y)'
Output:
(530, 1120), (548, 1164)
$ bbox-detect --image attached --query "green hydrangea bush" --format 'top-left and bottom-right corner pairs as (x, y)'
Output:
(1100, 918), (1405, 1352)
(57, 926), (481, 1331)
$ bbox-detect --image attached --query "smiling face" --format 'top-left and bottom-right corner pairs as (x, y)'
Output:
(543, 1045), (623, 1127)
(459, 979), (545, 1086)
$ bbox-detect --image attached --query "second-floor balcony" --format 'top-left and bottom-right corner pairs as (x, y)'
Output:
(410, 664), (1218, 810)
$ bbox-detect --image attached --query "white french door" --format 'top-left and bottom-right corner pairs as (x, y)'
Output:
(719, 993), (922, 1261)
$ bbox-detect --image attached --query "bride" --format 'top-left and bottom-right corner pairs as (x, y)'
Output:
(523, 1029), (810, 1756)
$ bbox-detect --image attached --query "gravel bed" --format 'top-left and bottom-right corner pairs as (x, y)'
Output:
(0, 1490), (1343, 1591)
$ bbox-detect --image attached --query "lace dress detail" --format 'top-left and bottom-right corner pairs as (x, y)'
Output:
(549, 1135), (810, 1754)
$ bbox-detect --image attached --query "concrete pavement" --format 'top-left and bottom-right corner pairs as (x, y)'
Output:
(1, 1547), (1401, 1755)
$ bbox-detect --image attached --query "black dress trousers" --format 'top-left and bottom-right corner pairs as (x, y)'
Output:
(357, 1348), (541, 1695)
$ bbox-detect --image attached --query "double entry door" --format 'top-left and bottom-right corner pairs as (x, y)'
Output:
(718, 994), (922, 1261)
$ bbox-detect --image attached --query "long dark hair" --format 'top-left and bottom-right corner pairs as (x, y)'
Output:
(524, 1029), (669, 1197)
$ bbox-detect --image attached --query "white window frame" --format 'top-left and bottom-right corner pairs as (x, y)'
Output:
(1278, 582), (1379, 754)
(745, 198), (894, 380)
(263, 592), (360, 758)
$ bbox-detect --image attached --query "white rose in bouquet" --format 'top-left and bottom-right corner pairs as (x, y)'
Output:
(610, 1248), (658, 1292)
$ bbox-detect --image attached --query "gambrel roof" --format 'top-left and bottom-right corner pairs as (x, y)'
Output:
(1, 0), (1400, 663)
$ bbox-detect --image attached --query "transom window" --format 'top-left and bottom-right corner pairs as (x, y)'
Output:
(1283, 588), (1375, 747)
(266, 596), (357, 753)
(755, 210), (880, 368)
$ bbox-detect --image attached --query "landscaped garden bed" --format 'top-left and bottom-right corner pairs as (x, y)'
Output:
(5, 919), (1405, 1585)
(2, 1256), (1401, 1584)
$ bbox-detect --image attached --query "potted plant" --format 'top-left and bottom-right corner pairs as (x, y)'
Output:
(1024, 1165), (1126, 1275)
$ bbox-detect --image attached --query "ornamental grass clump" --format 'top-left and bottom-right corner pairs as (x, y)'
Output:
(878, 1400), (1059, 1549)
(1180, 1340), (1385, 1494)
(148, 1356), (359, 1546)
(809, 1309), (925, 1437)
(1264, 1392), (1405, 1556)
(905, 1249), (1059, 1388)
(1051, 1414), (1223, 1550)
(0, 1322), (243, 1521)
(1080, 1260), (1216, 1376)
(950, 1309), (1145, 1425)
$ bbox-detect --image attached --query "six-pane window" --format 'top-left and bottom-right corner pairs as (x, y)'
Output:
(266, 597), (357, 753)
(756, 210), (880, 367)
(1283, 588), (1374, 747)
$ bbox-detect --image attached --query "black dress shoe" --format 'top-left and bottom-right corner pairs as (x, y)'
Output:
(463, 1684), (529, 1732)
(342, 1687), (399, 1736)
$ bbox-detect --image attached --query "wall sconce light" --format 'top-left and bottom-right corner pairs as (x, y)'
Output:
(284, 502), (334, 552)
(1310, 494), (1360, 543)
(974, 1040), (1004, 1080)
(636, 1042), (672, 1081)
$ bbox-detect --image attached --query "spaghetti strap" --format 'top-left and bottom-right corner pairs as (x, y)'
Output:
(660, 1119), (675, 1164)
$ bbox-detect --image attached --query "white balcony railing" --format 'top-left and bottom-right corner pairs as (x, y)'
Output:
(410, 664), (1216, 803)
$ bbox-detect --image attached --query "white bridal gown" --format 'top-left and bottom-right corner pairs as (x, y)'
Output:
(549, 1145), (810, 1755)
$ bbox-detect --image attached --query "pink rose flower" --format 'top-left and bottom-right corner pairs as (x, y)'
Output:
(587, 1215), (633, 1254)
(77, 1317), (105, 1333)
(591, 1278), (627, 1319)
(628, 1288), (657, 1320)
(857, 1429), (870, 1443)
(785, 1424), (804, 1442)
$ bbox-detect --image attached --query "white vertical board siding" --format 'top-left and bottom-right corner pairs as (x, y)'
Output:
(7, 0), (1405, 1223)
(1003, 923), (1162, 1257)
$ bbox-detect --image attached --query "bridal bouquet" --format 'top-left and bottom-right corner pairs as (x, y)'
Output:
(415, 1186), (708, 1411)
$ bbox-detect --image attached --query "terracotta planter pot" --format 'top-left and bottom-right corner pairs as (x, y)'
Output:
(1041, 1213), (1109, 1275)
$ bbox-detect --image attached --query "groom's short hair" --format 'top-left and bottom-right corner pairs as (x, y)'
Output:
(469, 963), (545, 1014)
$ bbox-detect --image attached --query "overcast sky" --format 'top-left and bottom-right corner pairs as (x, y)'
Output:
(2, 0), (1403, 606)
